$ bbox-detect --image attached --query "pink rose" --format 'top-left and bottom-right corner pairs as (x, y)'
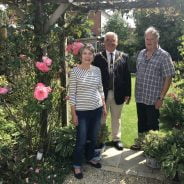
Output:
(72, 42), (84, 55)
(35, 62), (50, 72)
(42, 56), (52, 66)
(46, 87), (52, 93)
(34, 83), (52, 101)
(66, 42), (84, 55)
(34, 87), (48, 101)
(0, 87), (9, 94)
(66, 44), (73, 53)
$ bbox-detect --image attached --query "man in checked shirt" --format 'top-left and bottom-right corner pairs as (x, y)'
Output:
(130, 26), (175, 150)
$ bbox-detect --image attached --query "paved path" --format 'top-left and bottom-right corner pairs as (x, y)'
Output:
(101, 147), (164, 180)
(63, 147), (175, 184)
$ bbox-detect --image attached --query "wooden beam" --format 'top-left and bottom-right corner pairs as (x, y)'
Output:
(43, 0), (103, 3)
(43, 0), (173, 6)
(0, 0), (176, 10)
(0, 0), (15, 3)
(42, 0), (174, 11)
(70, 0), (174, 11)
(44, 3), (70, 33)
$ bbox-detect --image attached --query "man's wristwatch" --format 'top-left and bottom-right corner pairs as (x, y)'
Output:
(157, 96), (164, 101)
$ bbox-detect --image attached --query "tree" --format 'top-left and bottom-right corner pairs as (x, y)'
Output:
(104, 11), (129, 50)
(103, 11), (137, 72)
(134, 8), (184, 61)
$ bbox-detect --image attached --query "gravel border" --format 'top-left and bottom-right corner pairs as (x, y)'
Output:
(63, 165), (174, 184)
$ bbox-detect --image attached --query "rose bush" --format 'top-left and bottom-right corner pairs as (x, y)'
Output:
(66, 41), (84, 67)
(160, 92), (184, 129)
(66, 41), (84, 56)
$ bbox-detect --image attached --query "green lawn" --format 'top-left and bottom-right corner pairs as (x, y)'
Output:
(122, 75), (137, 147)
(107, 75), (138, 148)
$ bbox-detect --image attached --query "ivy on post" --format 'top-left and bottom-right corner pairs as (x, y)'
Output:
(33, 0), (71, 152)
(33, 0), (50, 153)
(59, 32), (68, 127)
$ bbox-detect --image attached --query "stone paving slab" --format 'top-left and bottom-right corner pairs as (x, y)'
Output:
(101, 147), (122, 167)
(63, 147), (175, 184)
(101, 147), (165, 181)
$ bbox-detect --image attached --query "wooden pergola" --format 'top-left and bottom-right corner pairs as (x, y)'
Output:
(44, 0), (175, 10)
(0, 0), (181, 150)
(0, 0), (178, 33)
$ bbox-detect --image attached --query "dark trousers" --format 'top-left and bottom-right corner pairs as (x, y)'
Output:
(136, 103), (160, 133)
(73, 107), (102, 167)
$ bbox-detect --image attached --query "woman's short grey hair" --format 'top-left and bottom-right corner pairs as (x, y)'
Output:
(79, 43), (95, 57)
(145, 26), (160, 40)
(104, 32), (118, 42)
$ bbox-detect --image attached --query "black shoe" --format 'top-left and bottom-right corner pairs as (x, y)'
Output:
(73, 168), (83, 179)
(87, 161), (102, 168)
(130, 144), (141, 151)
(113, 141), (123, 150)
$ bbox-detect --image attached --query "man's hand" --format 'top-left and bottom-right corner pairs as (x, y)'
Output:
(125, 96), (131, 104)
(155, 99), (163, 109)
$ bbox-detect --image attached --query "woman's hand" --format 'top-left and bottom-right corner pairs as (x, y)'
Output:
(71, 105), (78, 126)
(72, 113), (78, 126)
(65, 96), (70, 100)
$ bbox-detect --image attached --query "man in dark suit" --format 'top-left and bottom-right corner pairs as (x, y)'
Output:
(93, 32), (131, 150)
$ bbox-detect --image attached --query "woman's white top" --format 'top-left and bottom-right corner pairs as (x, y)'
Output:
(69, 65), (104, 111)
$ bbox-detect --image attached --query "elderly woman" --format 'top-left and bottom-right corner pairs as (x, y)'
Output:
(69, 44), (107, 179)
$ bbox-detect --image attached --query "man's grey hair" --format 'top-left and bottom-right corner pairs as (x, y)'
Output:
(145, 26), (160, 40)
(104, 32), (118, 41)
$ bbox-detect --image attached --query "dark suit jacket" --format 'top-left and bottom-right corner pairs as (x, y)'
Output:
(93, 50), (131, 105)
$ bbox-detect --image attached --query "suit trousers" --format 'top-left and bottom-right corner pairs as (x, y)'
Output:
(105, 90), (123, 141)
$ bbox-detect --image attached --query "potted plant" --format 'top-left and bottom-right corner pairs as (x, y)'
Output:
(160, 129), (184, 182)
(142, 130), (167, 169)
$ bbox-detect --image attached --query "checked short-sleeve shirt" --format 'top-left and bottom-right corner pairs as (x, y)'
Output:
(135, 47), (175, 105)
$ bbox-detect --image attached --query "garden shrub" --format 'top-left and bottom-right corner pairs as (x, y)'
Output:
(142, 130), (167, 160)
(54, 125), (76, 158)
(160, 93), (184, 129)
(142, 130), (184, 181)
(160, 130), (184, 180)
